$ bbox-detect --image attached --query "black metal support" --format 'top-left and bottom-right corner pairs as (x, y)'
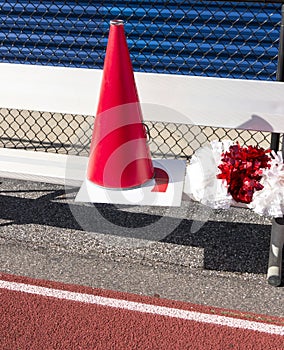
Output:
(268, 4), (284, 287)
(277, 5), (284, 83)
(268, 218), (284, 286)
(270, 133), (280, 152)
(270, 4), (284, 152)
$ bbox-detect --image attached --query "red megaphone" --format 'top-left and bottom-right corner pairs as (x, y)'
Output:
(87, 19), (154, 189)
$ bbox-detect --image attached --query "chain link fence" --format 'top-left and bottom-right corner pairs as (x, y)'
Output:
(0, 0), (283, 158)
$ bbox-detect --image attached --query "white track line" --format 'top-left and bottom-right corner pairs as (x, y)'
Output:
(1, 279), (283, 336)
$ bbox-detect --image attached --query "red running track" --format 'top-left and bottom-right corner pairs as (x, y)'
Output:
(0, 272), (283, 350)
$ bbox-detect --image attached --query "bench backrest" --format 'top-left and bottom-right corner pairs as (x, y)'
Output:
(1, 62), (284, 134)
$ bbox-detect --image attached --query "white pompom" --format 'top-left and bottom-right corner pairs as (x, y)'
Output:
(250, 151), (284, 217)
(184, 140), (232, 209)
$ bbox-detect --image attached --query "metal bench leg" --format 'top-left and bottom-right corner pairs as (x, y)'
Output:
(267, 4), (284, 287)
(267, 218), (284, 286)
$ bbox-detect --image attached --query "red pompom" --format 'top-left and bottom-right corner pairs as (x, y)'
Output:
(217, 143), (271, 203)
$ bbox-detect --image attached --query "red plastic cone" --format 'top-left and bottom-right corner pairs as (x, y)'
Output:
(87, 19), (154, 189)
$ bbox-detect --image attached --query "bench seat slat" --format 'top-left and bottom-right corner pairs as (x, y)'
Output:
(0, 148), (87, 187)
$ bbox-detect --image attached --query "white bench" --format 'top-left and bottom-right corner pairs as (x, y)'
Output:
(0, 63), (284, 286)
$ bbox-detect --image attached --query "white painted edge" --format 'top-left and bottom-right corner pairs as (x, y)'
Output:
(0, 279), (283, 336)
(1, 63), (284, 132)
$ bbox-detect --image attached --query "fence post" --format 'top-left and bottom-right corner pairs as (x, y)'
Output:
(270, 3), (284, 151)
(277, 4), (284, 83)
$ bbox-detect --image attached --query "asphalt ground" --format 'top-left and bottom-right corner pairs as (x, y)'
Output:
(0, 178), (284, 318)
